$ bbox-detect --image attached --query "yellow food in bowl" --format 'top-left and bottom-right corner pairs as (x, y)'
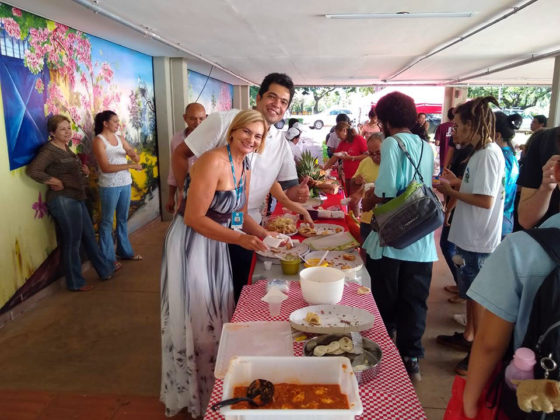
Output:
(304, 258), (329, 268)
(280, 257), (301, 275)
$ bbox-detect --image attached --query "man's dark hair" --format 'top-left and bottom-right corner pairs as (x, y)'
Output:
(418, 112), (426, 118)
(336, 113), (351, 123)
(375, 92), (417, 129)
(447, 107), (455, 121)
(258, 73), (295, 105)
(288, 118), (299, 129)
(534, 115), (547, 127)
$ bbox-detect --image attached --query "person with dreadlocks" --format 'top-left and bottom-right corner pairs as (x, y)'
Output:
(434, 97), (506, 376)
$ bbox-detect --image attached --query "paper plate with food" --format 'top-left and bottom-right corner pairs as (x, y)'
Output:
(289, 304), (375, 334)
(264, 214), (298, 236)
(298, 223), (344, 238)
(304, 250), (363, 273)
(256, 240), (309, 261)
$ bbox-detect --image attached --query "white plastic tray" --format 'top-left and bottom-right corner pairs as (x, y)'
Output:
(220, 356), (363, 419)
(214, 321), (293, 379)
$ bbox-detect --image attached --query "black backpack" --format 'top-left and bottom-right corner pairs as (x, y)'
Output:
(499, 227), (560, 419)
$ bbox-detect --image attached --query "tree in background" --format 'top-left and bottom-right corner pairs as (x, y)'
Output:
(467, 86), (551, 112)
(301, 87), (336, 113)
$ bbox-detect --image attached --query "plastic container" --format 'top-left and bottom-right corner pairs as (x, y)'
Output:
(299, 267), (345, 305)
(304, 258), (329, 268)
(280, 256), (300, 275)
(219, 356), (363, 419)
(505, 347), (536, 389)
(214, 322), (293, 379)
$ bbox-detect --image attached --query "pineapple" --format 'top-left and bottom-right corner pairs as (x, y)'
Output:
(296, 151), (324, 197)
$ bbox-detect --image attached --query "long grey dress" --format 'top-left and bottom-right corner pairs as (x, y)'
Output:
(160, 161), (247, 418)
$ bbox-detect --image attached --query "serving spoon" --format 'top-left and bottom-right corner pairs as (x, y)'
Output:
(211, 379), (274, 411)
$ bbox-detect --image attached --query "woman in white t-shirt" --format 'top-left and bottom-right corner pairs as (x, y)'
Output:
(434, 97), (505, 375)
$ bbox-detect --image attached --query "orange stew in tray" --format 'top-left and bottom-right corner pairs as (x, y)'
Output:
(231, 383), (350, 410)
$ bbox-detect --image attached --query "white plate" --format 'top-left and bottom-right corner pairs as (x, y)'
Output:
(214, 321), (293, 379)
(298, 223), (345, 237)
(256, 241), (309, 260)
(305, 250), (363, 273)
(302, 231), (360, 251)
(289, 304), (375, 334)
(263, 214), (298, 236)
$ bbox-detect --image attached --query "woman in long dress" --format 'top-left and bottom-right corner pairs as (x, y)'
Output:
(160, 110), (269, 417)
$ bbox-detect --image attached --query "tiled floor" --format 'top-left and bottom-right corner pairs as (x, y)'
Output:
(0, 219), (466, 420)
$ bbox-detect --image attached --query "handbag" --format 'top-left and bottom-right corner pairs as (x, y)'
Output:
(444, 374), (501, 420)
(370, 135), (444, 249)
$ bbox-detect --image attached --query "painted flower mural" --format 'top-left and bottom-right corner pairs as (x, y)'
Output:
(0, 3), (159, 311)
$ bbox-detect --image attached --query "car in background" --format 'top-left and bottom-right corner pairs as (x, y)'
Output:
(302, 107), (354, 129)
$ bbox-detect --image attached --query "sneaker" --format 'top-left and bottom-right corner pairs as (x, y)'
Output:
(453, 313), (467, 327)
(403, 356), (421, 383)
(455, 353), (470, 376)
(436, 332), (472, 352)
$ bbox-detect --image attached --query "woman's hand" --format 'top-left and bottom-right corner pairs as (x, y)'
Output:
(129, 162), (143, 171)
(462, 398), (478, 419)
(237, 233), (268, 252)
(442, 168), (461, 187)
(541, 155), (560, 191)
(46, 177), (64, 191)
(81, 164), (90, 177)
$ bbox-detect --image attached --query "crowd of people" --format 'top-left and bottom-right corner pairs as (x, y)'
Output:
(25, 69), (559, 419)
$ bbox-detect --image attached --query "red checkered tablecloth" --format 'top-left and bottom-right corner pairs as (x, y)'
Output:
(204, 281), (427, 419)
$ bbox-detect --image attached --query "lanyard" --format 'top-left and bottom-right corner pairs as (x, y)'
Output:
(226, 144), (244, 202)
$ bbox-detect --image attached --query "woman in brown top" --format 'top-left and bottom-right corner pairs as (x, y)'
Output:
(27, 115), (114, 291)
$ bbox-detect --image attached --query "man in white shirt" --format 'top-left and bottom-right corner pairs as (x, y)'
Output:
(172, 73), (310, 301)
(166, 102), (206, 213)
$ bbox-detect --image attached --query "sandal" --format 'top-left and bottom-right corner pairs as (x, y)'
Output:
(114, 262), (123, 271)
(128, 255), (143, 261)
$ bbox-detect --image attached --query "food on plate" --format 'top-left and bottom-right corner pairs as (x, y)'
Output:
(342, 253), (356, 261)
(231, 383), (350, 409)
(340, 264), (352, 270)
(309, 336), (354, 357)
(313, 345), (328, 356)
(298, 224), (316, 236)
(305, 311), (321, 326)
(357, 286), (371, 295)
(266, 216), (297, 235)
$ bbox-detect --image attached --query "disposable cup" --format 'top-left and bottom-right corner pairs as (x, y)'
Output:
(263, 261), (272, 271)
(268, 296), (283, 317)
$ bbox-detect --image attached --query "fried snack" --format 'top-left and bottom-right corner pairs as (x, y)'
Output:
(266, 216), (297, 235)
(338, 337), (354, 352)
(326, 341), (341, 353)
(342, 254), (356, 261)
(313, 345), (328, 357)
(298, 224), (316, 236)
(341, 264), (352, 270)
(305, 311), (321, 326)
(357, 286), (371, 295)
(513, 379), (560, 413)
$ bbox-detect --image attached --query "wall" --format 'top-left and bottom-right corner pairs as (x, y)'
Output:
(187, 69), (233, 113)
(0, 4), (158, 311)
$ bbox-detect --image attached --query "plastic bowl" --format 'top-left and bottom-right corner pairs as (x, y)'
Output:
(299, 266), (345, 305)
(280, 257), (300, 275)
(303, 258), (329, 268)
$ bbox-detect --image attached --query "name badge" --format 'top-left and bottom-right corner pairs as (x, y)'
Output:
(231, 211), (243, 231)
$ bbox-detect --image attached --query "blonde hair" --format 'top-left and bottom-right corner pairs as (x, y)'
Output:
(226, 110), (269, 154)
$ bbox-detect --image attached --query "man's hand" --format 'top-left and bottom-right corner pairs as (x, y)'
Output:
(435, 181), (453, 196)
(541, 155), (560, 191)
(287, 176), (310, 203)
(166, 195), (176, 213)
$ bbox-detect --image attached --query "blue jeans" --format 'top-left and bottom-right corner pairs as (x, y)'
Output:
(455, 247), (490, 299)
(440, 224), (458, 284)
(99, 185), (135, 264)
(47, 196), (113, 290)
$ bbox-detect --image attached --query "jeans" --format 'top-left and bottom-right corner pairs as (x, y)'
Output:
(440, 224), (459, 284)
(366, 255), (433, 358)
(99, 185), (135, 264)
(47, 196), (113, 290)
(455, 247), (490, 299)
